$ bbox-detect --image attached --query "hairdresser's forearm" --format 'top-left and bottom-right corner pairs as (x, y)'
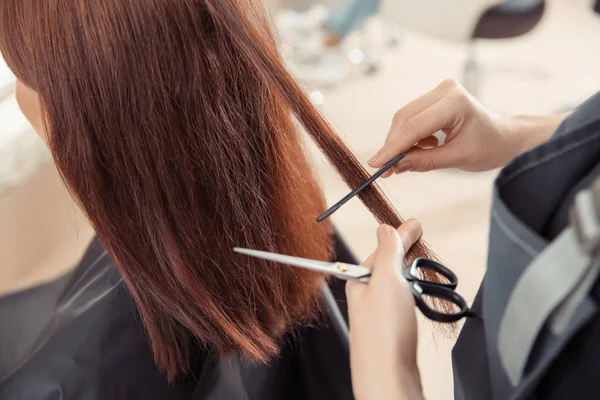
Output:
(511, 112), (570, 157)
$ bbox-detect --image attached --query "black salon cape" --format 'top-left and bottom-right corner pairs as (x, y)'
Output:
(0, 237), (356, 400)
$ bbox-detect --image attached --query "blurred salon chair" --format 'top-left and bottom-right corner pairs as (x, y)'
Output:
(0, 58), (14, 104)
(380, 0), (546, 96)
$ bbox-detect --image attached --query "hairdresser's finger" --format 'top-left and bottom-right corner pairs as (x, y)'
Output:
(380, 154), (414, 179)
(349, 224), (401, 300)
(416, 136), (439, 149)
(369, 80), (460, 168)
(360, 249), (377, 269)
(369, 96), (441, 168)
(346, 276), (368, 299)
(348, 241), (379, 298)
(383, 161), (412, 177)
(369, 221), (422, 284)
(386, 84), (448, 132)
(370, 96), (461, 169)
(359, 220), (422, 267)
(349, 221), (422, 300)
(381, 169), (394, 179)
(392, 142), (463, 173)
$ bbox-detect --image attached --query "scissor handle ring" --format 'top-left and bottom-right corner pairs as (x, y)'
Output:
(406, 257), (458, 290)
(410, 282), (470, 323)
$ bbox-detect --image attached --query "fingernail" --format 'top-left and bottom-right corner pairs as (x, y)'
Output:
(368, 151), (381, 166)
(377, 224), (395, 241)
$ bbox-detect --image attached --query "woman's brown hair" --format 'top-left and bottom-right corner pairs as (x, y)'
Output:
(0, 0), (435, 380)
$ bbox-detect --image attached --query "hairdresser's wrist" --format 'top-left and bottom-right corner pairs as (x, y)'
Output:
(358, 362), (424, 400)
(510, 112), (570, 157)
(395, 365), (425, 400)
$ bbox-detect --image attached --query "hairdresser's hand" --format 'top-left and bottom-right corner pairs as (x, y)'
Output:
(368, 79), (569, 174)
(346, 220), (424, 400)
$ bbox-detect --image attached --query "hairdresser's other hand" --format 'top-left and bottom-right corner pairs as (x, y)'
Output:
(369, 79), (569, 174)
(346, 221), (424, 400)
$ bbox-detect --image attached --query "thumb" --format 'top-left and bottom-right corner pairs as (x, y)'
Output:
(370, 221), (421, 282)
(370, 225), (403, 282)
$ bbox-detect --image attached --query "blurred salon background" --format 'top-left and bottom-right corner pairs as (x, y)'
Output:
(1, 0), (599, 398)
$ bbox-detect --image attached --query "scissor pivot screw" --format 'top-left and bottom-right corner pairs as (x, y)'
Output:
(338, 264), (349, 272)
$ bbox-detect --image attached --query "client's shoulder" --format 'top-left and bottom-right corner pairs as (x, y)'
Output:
(0, 237), (202, 400)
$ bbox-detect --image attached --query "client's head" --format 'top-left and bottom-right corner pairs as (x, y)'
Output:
(0, 0), (434, 380)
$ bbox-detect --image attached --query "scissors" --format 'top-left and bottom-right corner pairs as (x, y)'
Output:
(233, 247), (473, 323)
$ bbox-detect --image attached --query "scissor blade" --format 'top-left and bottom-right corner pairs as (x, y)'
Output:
(233, 247), (336, 273)
(233, 247), (372, 281)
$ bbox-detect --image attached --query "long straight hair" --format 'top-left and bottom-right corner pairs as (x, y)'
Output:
(0, 0), (435, 380)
